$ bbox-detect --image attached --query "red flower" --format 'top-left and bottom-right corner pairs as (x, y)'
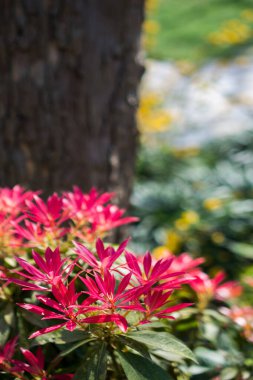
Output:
(17, 346), (73, 380)
(13, 220), (46, 247)
(19, 347), (47, 378)
(142, 289), (192, 322)
(63, 187), (138, 239)
(125, 251), (184, 290)
(63, 187), (113, 221)
(80, 270), (147, 331)
(190, 271), (243, 304)
(13, 247), (70, 291)
(26, 193), (68, 228)
(220, 306), (253, 342)
(91, 204), (139, 233)
(0, 336), (18, 366)
(0, 185), (36, 216)
(14, 240), (193, 336)
(74, 238), (128, 274)
(166, 252), (205, 276)
(18, 279), (82, 338)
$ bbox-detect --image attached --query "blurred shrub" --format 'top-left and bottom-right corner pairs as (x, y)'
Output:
(130, 131), (253, 278)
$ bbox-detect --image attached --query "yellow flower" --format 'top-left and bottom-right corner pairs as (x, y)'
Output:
(175, 210), (199, 231)
(152, 246), (170, 259)
(172, 147), (199, 158)
(175, 219), (190, 231)
(165, 230), (182, 253)
(241, 9), (253, 22)
(181, 210), (199, 224)
(203, 198), (223, 211)
(145, 0), (158, 13)
(207, 18), (252, 46)
(138, 93), (173, 134)
(211, 232), (225, 244)
(139, 93), (161, 111)
(143, 20), (160, 35)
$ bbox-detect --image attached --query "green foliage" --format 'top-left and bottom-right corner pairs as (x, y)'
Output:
(147, 0), (253, 62)
(131, 131), (253, 278)
(118, 351), (172, 380)
(127, 330), (196, 363)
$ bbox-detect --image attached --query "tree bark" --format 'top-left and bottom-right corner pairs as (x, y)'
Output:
(0, 0), (145, 208)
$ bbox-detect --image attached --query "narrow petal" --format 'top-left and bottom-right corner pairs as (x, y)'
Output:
(125, 252), (142, 277)
(81, 314), (128, 332)
(29, 323), (66, 339)
(143, 252), (152, 278)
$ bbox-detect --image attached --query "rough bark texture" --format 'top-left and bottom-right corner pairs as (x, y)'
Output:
(0, 0), (145, 208)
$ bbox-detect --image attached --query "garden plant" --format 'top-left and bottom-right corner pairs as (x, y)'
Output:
(0, 185), (252, 379)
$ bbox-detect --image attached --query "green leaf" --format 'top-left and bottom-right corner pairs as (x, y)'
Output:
(0, 316), (10, 346)
(220, 367), (239, 380)
(48, 337), (95, 370)
(116, 335), (151, 359)
(0, 303), (15, 345)
(228, 242), (253, 259)
(21, 309), (48, 328)
(195, 347), (226, 368)
(127, 330), (196, 362)
(73, 343), (107, 380)
(188, 365), (211, 375)
(32, 329), (90, 346)
(118, 351), (172, 380)
(2, 304), (15, 327)
(73, 365), (86, 379)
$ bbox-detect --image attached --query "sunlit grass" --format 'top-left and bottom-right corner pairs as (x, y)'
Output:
(147, 0), (253, 62)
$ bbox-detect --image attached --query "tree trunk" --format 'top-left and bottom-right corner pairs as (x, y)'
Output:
(0, 0), (145, 208)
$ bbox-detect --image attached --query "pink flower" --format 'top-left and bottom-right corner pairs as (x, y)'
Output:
(125, 251), (184, 289)
(26, 193), (68, 228)
(166, 252), (204, 276)
(13, 247), (70, 291)
(63, 187), (138, 239)
(215, 280), (243, 301)
(190, 271), (242, 304)
(91, 204), (139, 233)
(14, 194), (69, 249)
(243, 276), (253, 287)
(80, 314), (129, 333)
(13, 240), (193, 336)
(0, 185), (36, 216)
(141, 289), (192, 323)
(80, 270), (147, 331)
(220, 306), (253, 342)
(0, 213), (24, 254)
(74, 238), (128, 274)
(0, 336), (18, 366)
(17, 346), (73, 380)
(13, 220), (47, 247)
(18, 279), (82, 338)
(63, 187), (113, 221)
(19, 347), (47, 378)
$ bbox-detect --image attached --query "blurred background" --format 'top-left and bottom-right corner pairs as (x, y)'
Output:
(130, 0), (253, 280)
(1, 2), (253, 378)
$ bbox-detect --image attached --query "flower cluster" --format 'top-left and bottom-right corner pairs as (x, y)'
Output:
(1, 185), (252, 379)
(190, 271), (243, 307)
(153, 247), (243, 308)
(207, 10), (253, 47)
(0, 336), (73, 380)
(0, 186), (138, 255)
(12, 240), (192, 337)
